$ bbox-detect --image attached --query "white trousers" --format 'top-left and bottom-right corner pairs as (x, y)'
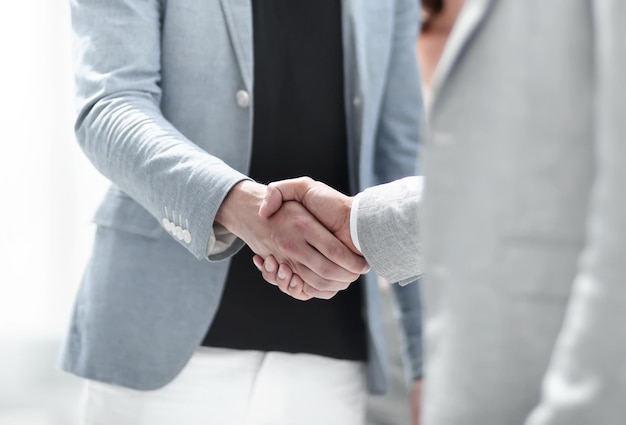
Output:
(81, 347), (367, 425)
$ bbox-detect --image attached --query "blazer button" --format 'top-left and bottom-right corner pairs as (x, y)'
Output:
(236, 90), (250, 108)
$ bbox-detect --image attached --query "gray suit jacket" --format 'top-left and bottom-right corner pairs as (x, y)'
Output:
(356, 0), (626, 422)
(60, 0), (425, 394)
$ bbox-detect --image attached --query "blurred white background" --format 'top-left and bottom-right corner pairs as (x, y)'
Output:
(0, 2), (108, 424)
(0, 2), (411, 425)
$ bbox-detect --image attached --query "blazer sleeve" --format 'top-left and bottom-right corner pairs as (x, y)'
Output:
(526, 2), (626, 424)
(70, 0), (249, 261)
(356, 177), (423, 286)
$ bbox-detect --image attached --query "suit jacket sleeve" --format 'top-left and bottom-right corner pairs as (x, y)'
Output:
(356, 176), (423, 286)
(526, 2), (626, 424)
(70, 0), (249, 261)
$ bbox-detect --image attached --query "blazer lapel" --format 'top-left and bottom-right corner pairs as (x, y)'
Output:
(341, 0), (393, 190)
(429, 0), (494, 105)
(219, 0), (253, 91)
(342, 0), (392, 90)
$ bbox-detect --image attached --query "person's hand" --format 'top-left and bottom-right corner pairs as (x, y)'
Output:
(254, 177), (367, 299)
(259, 177), (360, 254)
(252, 254), (323, 300)
(410, 379), (423, 425)
(216, 181), (369, 294)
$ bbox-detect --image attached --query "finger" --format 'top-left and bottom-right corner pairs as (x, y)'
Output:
(252, 255), (265, 272)
(254, 252), (344, 299)
(254, 255), (313, 301)
(302, 282), (339, 300)
(253, 255), (279, 286)
(258, 184), (285, 219)
(274, 233), (364, 289)
(271, 268), (313, 301)
(300, 218), (370, 276)
(287, 258), (353, 293)
(263, 256), (279, 275)
(275, 263), (294, 291)
(259, 177), (314, 218)
(279, 273), (314, 301)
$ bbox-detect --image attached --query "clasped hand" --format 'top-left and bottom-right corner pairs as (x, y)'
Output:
(216, 179), (368, 300)
(256, 177), (365, 300)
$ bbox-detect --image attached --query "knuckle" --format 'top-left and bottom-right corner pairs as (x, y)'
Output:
(326, 243), (340, 259)
(317, 263), (338, 281)
(277, 237), (298, 254)
(291, 216), (310, 232)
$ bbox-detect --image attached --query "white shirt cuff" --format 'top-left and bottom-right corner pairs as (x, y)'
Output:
(349, 193), (362, 254)
(207, 223), (239, 257)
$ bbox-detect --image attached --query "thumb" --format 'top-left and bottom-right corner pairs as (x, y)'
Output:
(258, 184), (285, 218)
(258, 177), (313, 218)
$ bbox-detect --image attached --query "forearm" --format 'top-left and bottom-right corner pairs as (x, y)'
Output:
(77, 93), (249, 260)
(72, 0), (249, 260)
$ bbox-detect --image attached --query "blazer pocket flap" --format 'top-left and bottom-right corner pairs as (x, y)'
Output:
(92, 188), (164, 239)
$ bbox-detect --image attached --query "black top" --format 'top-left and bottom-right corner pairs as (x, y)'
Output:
(202, 0), (367, 361)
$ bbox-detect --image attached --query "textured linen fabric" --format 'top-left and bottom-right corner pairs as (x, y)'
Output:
(354, 177), (423, 286)
(419, 1), (626, 424)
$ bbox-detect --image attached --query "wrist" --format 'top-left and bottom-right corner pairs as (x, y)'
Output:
(339, 196), (360, 254)
(215, 180), (266, 237)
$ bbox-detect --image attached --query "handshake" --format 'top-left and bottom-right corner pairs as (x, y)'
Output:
(216, 177), (368, 301)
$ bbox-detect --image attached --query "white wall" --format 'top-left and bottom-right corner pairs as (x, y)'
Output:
(0, 2), (108, 423)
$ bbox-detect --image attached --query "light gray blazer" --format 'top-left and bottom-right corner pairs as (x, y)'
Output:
(356, 0), (626, 423)
(60, 0), (425, 394)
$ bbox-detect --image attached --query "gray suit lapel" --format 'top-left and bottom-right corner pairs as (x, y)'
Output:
(430, 0), (494, 104)
(219, 0), (253, 91)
